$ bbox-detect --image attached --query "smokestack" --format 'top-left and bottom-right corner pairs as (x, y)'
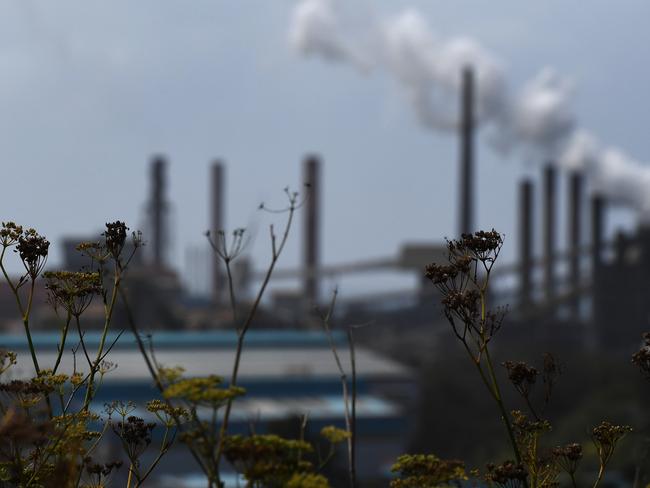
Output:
(303, 155), (321, 307)
(519, 179), (534, 307)
(459, 66), (474, 237)
(211, 161), (225, 304)
(591, 194), (605, 272)
(542, 164), (556, 302)
(567, 171), (583, 319)
(150, 156), (167, 268)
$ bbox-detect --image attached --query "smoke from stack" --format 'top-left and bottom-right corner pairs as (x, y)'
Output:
(290, 0), (650, 220)
(561, 131), (650, 220)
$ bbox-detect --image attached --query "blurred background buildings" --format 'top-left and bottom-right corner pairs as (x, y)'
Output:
(1, 1), (650, 485)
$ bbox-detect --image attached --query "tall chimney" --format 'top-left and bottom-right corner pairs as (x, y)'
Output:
(568, 171), (583, 320)
(458, 66), (474, 237)
(519, 179), (534, 307)
(589, 193), (605, 349)
(542, 164), (556, 303)
(150, 156), (167, 268)
(591, 194), (605, 272)
(303, 155), (321, 307)
(211, 161), (225, 304)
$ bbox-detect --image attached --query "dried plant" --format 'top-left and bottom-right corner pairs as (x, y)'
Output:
(418, 230), (632, 488)
(0, 221), (168, 488)
(0, 207), (642, 488)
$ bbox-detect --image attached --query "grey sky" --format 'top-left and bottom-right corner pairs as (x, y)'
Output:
(1, 1), (649, 297)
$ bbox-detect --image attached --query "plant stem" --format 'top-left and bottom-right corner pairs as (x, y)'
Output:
(118, 286), (211, 479)
(22, 280), (41, 375)
(83, 266), (120, 411)
(593, 463), (605, 488)
(484, 341), (523, 466)
(480, 284), (525, 473)
(347, 327), (357, 488)
(52, 311), (72, 374)
(214, 201), (296, 471)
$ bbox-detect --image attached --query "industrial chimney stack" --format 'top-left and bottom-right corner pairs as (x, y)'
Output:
(567, 171), (584, 320)
(542, 164), (557, 303)
(303, 155), (321, 307)
(458, 66), (475, 237)
(519, 179), (534, 307)
(591, 194), (605, 272)
(211, 161), (225, 304)
(150, 156), (168, 268)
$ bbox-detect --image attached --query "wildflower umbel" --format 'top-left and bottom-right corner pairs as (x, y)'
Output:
(111, 415), (156, 462)
(591, 421), (632, 468)
(552, 443), (583, 477)
(16, 228), (49, 280)
(424, 229), (506, 346)
(485, 460), (528, 487)
(103, 221), (128, 258)
(390, 454), (467, 488)
(44, 271), (102, 316)
(223, 434), (314, 486)
(0, 222), (23, 247)
(83, 457), (122, 486)
(163, 375), (246, 408)
(502, 361), (538, 399)
(320, 425), (351, 444)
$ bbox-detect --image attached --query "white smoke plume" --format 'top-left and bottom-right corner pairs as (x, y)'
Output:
(289, 0), (650, 218)
(289, 0), (571, 154)
(561, 131), (650, 218)
(380, 10), (507, 130)
(495, 68), (575, 156)
(289, 0), (369, 69)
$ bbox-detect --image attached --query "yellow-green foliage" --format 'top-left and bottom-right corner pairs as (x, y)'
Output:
(287, 472), (331, 488)
(390, 454), (467, 488)
(163, 375), (245, 408)
(223, 434), (314, 487)
(320, 425), (351, 444)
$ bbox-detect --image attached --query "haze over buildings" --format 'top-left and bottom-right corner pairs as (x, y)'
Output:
(0, 1), (649, 296)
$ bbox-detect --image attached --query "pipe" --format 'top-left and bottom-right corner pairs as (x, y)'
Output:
(458, 66), (474, 237)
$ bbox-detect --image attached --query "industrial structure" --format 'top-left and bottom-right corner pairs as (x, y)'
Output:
(4, 329), (415, 485)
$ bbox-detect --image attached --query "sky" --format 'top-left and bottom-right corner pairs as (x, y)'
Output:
(1, 1), (649, 298)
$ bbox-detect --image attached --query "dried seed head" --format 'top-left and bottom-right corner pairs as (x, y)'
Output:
(44, 271), (102, 316)
(16, 228), (49, 279)
(485, 460), (528, 486)
(0, 222), (23, 246)
(502, 361), (538, 398)
(103, 221), (128, 258)
(552, 442), (583, 475)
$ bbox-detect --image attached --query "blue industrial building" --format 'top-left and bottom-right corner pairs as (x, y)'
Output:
(2, 329), (415, 485)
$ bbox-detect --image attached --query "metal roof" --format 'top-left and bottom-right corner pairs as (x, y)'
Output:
(0, 329), (348, 351)
(9, 345), (409, 381)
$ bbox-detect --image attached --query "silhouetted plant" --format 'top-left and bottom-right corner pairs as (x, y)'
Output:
(417, 230), (632, 488)
(0, 210), (642, 488)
